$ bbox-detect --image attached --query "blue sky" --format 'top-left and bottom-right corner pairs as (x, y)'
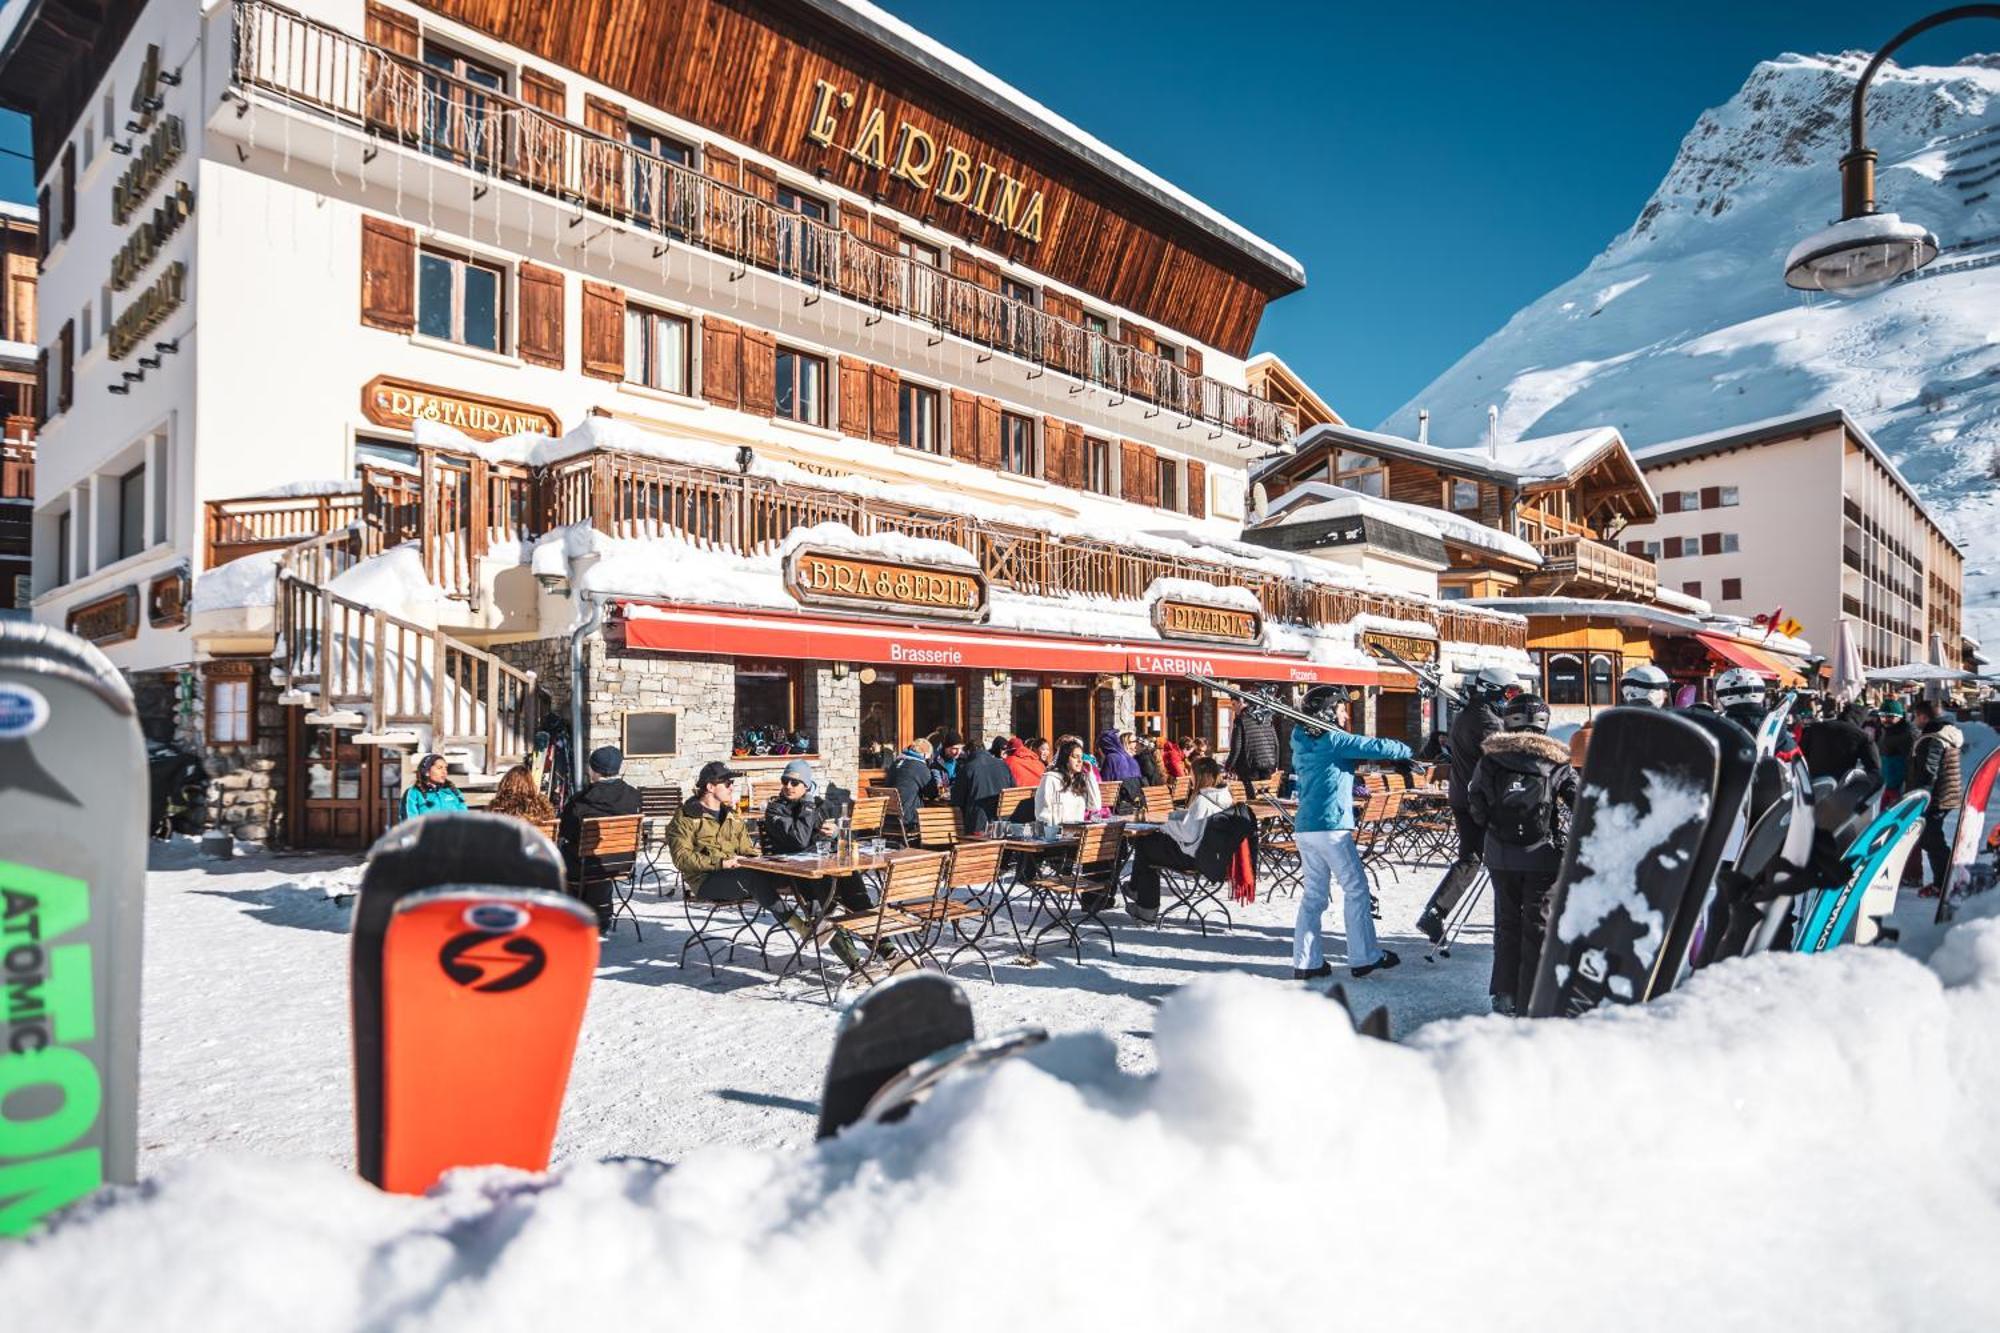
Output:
(3, 3), (1990, 425)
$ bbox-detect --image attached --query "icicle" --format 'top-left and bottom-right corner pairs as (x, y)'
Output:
(282, 102), (292, 174)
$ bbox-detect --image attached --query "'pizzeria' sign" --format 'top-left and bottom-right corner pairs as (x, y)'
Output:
(783, 548), (988, 622)
(1153, 598), (1262, 646)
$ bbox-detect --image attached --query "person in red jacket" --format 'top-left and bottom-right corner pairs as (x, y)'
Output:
(1004, 735), (1047, 788)
(1160, 735), (1188, 780)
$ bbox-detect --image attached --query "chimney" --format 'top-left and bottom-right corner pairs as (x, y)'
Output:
(1416, 409), (1430, 445)
(1487, 405), (1499, 460)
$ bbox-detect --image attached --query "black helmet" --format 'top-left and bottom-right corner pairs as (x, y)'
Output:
(1300, 685), (1348, 722)
(1502, 693), (1551, 732)
(1464, 666), (1520, 703)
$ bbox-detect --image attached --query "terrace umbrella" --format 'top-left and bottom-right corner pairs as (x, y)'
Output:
(1830, 619), (1865, 706)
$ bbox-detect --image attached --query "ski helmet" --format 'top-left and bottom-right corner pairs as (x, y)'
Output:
(1502, 693), (1552, 733)
(1300, 684), (1348, 723)
(1464, 666), (1519, 702)
(1713, 666), (1767, 713)
(1619, 663), (1671, 708)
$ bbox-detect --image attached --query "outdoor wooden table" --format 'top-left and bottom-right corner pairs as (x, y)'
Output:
(735, 846), (920, 985)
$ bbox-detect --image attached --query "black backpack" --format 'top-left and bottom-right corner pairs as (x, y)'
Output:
(1487, 765), (1558, 848)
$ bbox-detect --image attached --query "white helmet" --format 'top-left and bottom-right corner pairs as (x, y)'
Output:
(1620, 663), (1671, 707)
(1714, 667), (1767, 711)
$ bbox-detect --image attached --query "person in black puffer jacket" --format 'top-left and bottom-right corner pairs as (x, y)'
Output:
(1226, 692), (1281, 783)
(1467, 693), (1577, 1015)
(883, 738), (940, 840)
(1799, 700), (1882, 793)
(1909, 699), (1965, 893)
(1415, 667), (1517, 944)
(761, 757), (871, 912)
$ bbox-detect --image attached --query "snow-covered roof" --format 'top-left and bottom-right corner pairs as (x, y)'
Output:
(799, 0), (1303, 291)
(1651, 584), (1711, 615)
(1256, 481), (1543, 565)
(1631, 408), (1960, 547)
(1466, 596), (1708, 633)
(1261, 422), (1647, 503)
(0, 200), (33, 225)
(0, 337), (35, 368)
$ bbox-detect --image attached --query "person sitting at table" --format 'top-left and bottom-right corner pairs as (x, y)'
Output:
(1123, 758), (1232, 923)
(762, 757), (872, 913)
(884, 737), (939, 840)
(559, 746), (644, 933)
(667, 760), (859, 966)
(1035, 738), (1103, 824)
(1134, 731), (1169, 788)
(952, 733), (1014, 834)
(1004, 735), (1047, 789)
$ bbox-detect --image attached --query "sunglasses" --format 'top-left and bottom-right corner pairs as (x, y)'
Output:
(781, 776), (807, 788)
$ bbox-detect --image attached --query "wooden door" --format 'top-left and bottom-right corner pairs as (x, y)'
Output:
(289, 715), (389, 850)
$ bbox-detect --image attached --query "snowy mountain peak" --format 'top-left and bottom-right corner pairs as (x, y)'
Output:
(1380, 51), (2000, 641)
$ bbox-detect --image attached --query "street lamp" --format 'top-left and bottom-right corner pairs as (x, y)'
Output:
(1783, 5), (2000, 295)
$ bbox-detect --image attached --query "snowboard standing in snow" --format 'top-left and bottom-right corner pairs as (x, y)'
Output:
(1794, 792), (1930, 955)
(1526, 708), (1719, 1019)
(1939, 746), (2000, 924)
(1655, 708), (1759, 994)
(0, 622), (147, 1238)
(351, 812), (591, 1192)
(817, 972), (975, 1140)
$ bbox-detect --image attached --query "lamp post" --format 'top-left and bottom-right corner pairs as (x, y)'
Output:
(1783, 5), (2000, 294)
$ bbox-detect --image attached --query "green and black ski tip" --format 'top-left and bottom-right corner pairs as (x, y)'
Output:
(1327, 982), (1391, 1042)
(817, 972), (974, 1140)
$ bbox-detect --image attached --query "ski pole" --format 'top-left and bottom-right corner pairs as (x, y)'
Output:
(1430, 868), (1488, 961)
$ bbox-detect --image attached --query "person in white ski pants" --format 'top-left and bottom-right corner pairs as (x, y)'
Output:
(1285, 688), (1413, 979)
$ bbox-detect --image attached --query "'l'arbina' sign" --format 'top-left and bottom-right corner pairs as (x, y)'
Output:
(804, 80), (1047, 243)
(783, 547), (988, 622)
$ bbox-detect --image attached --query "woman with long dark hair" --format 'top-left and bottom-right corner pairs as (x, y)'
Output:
(1035, 738), (1102, 824)
(400, 752), (467, 821)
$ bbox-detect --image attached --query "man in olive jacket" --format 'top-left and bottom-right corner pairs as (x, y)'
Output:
(664, 760), (780, 915)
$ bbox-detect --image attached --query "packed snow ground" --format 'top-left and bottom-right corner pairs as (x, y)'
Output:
(10, 842), (2000, 1330)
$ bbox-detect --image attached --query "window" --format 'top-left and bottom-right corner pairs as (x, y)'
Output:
(775, 346), (826, 426)
(775, 186), (829, 222)
(11, 574), (28, 608)
(1085, 436), (1113, 495)
(999, 410), (1034, 475)
(1332, 448), (1385, 498)
(899, 382), (941, 453)
(208, 673), (254, 745)
(1000, 277), (1037, 355)
(1682, 581), (1702, 599)
(421, 42), (506, 165)
(78, 303), (91, 354)
(102, 89), (116, 140)
(118, 464), (146, 560)
(899, 236), (942, 268)
(1677, 490), (1699, 511)
(1447, 479), (1480, 512)
(629, 125), (693, 230)
(83, 123), (94, 169)
(628, 124), (691, 167)
(1589, 654), (1614, 707)
(56, 511), (70, 585)
(1083, 312), (1113, 379)
(624, 306), (691, 394)
(1156, 456), (1180, 511)
(1720, 532), (1741, 553)
(1545, 653), (1585, 705)
(356, 435), (419, 472)
(417, 249), (504, 352)
(735, 661), (809, 754)
(1155, 340), (1178, 366)
(1721, 578), (1743, 601)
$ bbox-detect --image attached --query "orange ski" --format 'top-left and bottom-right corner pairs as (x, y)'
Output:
(378, 888), (598, 1194)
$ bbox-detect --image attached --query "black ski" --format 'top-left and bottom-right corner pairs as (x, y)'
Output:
(1651, 709), (1757, 997)
(1527, 708), (1719, 1019)
(1363, 642), (1467, 706)
(1703, 757), (1808, 961)
(816, 972), (974, 1140)
(1328, 982), (1391, 1041)
(351, 811), (567, 1187)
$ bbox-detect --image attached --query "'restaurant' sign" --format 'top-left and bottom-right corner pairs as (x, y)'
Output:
(804, 79), (1046, 243)
(783, 547), (988, 622)
(1361, 630), (1438, 666)
(68, 587), (140, 646)
(361, 377), (560, 441)
(1153, 598), (1262, 647)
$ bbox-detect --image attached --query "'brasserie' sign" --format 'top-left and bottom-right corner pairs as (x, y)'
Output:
(784, 547), (988, 622)
(361, 376), (560, 441)
(1153, 598), (1262, 646)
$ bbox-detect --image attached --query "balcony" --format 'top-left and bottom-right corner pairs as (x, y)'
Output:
(1, 419), (30, 500)
(227, 1), (1298, 448)
(1526, 534), (1657, 600)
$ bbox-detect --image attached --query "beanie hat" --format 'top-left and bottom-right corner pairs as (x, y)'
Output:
(588, 745), (623, 776)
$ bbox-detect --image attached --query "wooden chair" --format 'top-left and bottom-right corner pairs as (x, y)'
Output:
(915, 806), (964, 849)
(1225, 778), (1249, 807)
(576, 814), (644, 940)
(638, 785), (683, 895)
(1169, 774), (1191, 806)
(999, 785), (1037, 822)
(867, 785), (915, 846)
(916, 840), (1006, 983)
(845, 795), (889, 842)
(1140, 784), (1172, 822)
(1023, 822), (1124, 962)
(821, 852), (952, 996)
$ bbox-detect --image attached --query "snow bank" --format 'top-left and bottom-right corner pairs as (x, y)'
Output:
(190, 551), (282, 613)
(324, 544), (445, 612)
(14, 915), (2000, 1329)
(778, 521), (979, 570)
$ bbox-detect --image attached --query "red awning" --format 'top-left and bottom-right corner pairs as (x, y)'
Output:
(1696, 632), (1806, 687)
(616, 605), (1380, 686)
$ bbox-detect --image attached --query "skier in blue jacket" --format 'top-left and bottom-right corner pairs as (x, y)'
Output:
(1290, 686), (1413, 981)
(401, 752), (468, 821)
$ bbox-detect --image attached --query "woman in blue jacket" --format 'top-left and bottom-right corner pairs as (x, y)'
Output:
(401, 752), (468, 821)
(1289, 687), (1412, 981)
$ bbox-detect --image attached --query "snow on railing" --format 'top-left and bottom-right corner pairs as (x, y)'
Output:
(228, 0), (1297, 447)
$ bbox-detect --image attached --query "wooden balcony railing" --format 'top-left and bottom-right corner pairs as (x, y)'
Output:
(206, 491), (365, 567)
(1531, 534), (1657, 600)
(229, 0), (1298, 447)
(1, 423), (31, 501)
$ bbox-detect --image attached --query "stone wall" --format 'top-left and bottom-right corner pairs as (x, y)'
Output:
(184, 662), (286, 845)
(966, 673), (1012, 749)
(804, 665), (859, 792)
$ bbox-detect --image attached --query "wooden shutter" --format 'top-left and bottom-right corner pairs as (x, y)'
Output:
(740, 327), (776, 415)
(57, 320), (73, 413)
(703, 144), (740, 188)
(950, 390), (978, 464)
(520, 69), (564, 115)
(741, 163), (777, 202)
(581, 96), (624, 212)
(701, 315), (741, 409)
(363, 3), (418, 130)
(59, 144), (74, 240)
(1122, 440), (1157, 507)
(1661, 492), (1681, 514)
(1700, 531), (1722, 556)
(1700, 486), (1721, 509)
(1044, 418), (1073, 488)
(359, 216), (415, 333)
(35, 188), (49, 262)
(870, 365), (900, 446)
(1123, 321), (1157, 356)
(517, 70), (566, 192)
(838, 356), (870, 437)
(34, 346), (47, 426)
(975, 397), (1002, 470)
(580, 281), (625, 380)
(869, 218), (899, 251)
(517, 263), (565, 368)
(582, 94), (622, 137)
(1184, 347), (1204, 378)
(1188, 460), (1207, 519)
(365, 0), (418, 53)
